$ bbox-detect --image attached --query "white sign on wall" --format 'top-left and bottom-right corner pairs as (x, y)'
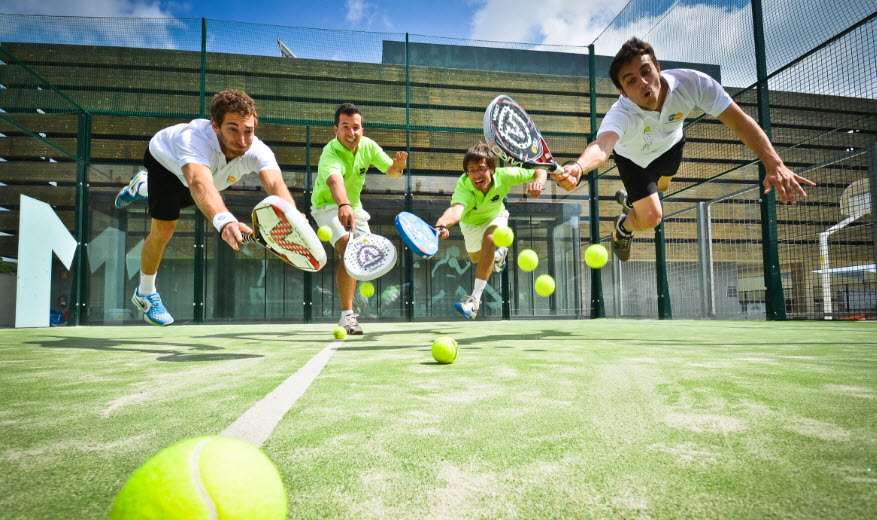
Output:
(15, 195), (77, 328)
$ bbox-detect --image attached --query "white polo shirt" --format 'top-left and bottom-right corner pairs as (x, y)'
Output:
(148, 119), (280, 191)
(597, 69), (733, 168)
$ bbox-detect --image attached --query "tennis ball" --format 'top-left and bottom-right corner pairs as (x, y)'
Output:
(359, 281), (375, 298)
(492, 226), (514, 247)
(317, 225), (332, 242)
(517, 249), (539, 272)
(584, 243), (609, 269)
(534, 274), (556, 297)
(110, 436), (286, 520)
(431, 336), (458, 364)
(333, 326), (347, 340)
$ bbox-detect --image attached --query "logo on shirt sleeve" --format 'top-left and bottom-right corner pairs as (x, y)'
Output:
(491, 195), (500, 202)
(668, 112), (684, 122)
(359, 167), (367, 175)
(227, 175), (238, 184)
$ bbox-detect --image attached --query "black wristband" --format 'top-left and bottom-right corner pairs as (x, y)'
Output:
(338, 203), (351, 208)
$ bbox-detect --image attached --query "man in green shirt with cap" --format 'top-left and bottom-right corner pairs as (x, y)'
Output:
(312, 103), (407, 335)
(434, 143), (546, 319)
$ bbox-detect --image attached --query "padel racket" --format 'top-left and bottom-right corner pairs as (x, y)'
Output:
(343, 230), (397, 281)
(483, 94), (561, 172)
(243, 195), (327, 272)
(394, 211), (439, 258)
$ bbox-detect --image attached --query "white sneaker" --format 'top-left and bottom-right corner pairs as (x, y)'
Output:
(339, 313), (363, 335)
(114, 170), (148, 209)
(493, 247), (508, 273)
(453, 296), (480, 320)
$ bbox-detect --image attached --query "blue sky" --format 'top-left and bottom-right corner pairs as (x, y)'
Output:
(1, 0), (872, 93)
(0, 0), (630, 44)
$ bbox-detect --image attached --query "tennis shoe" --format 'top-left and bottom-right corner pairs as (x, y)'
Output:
(453, 296), (480, 320)
(115, 169), (148, 209)
(339, 313), (363, 335)
(612, 214), (633, 262)
(131, 288), (174, 326)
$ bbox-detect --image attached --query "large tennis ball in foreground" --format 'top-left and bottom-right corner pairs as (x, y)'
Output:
(584, 244), (609, 269)
(359, 281), (375, 298)
(110, 436), (286, 520)
(492, 226), (514, 247)
(517, 249), (539, 272)
(317, 225), (332, 242)
(534, 274), (556, 297)
(431, 336), (458, 364)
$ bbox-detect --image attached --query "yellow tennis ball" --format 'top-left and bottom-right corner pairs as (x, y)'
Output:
(584, 244), (609, 269)
(534, 274), (556, 297)
(333, 326), (347, 340)
(359, 281), (375, 298)
(317, 225), (332, 242)
(431, 336), (458, 364)
(492, 226), (514, 247)
(110, 436), (286, 520)
(517, 249), (539, 272)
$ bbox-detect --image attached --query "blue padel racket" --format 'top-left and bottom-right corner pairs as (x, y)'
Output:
(394, 211), (439, 258)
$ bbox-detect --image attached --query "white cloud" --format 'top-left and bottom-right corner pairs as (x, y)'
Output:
(469, 0), (876, 97)
(346, 0), (367, 25)
(0, 0), (190, 50)
(0, 0), (173, 17)
(469, 0), (629, 46)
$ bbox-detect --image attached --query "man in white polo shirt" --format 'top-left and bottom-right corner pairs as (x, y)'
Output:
(555, 37), (814, 260)
(114, 89), (297, 326)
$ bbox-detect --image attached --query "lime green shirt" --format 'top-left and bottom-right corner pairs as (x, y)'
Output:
(451, 167), (535, 226)
(311, 136), (394, 209)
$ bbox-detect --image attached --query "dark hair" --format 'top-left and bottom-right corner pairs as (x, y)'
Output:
(463, 143), (496, 172)
(608, 37), (658, 91)
(209, 89), (257, 125)
(334, 103), (362, 125)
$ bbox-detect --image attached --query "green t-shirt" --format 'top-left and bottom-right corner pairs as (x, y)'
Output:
(311, 136), (394, 209)
(450, 167), (535, 226)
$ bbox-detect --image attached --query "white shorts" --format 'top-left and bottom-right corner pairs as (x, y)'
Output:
(459, 210), (509, 254)
(311, 204), (371, 247)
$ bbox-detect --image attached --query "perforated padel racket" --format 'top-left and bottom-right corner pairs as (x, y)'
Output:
(343, 230), (397, 281)
(242, 195), (327, 272)
(483, 94), (561, 172)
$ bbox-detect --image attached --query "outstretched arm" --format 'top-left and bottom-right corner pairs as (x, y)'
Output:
(434, 204), (465, 240)
(718, 101), (815, 203)
(555, 132), (618, 191)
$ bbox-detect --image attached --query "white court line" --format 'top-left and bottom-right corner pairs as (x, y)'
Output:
(222, 341), (341, 446)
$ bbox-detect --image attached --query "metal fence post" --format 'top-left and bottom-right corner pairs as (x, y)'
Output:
(751, 0), (787, 320)
(193, 17), (208, 323)
(587, 44), (605, 318)
(72, 110), (92, 325)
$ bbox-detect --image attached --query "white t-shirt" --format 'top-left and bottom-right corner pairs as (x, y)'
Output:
(148, 119), (280, 191)
(597, 69), (733, 168)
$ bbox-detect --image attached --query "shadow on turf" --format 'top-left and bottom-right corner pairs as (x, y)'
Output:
(27, 336), (262, 362)
(201, 327), (446, 343)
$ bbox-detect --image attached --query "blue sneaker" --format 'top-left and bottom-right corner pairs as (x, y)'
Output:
(131, 289), (174, 326)
(114, 169), (148, 209)
(453, 296), (479, 320)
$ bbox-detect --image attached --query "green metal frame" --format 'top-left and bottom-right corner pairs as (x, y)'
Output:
(751, 0), (786, 320)
(587, 45), (605, 318)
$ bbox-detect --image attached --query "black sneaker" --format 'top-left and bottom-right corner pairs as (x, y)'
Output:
(612, 215), (632, 261)
(614, 189), (632, 215)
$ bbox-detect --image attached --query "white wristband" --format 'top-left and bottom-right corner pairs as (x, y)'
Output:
(212, 212), (237, 234)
